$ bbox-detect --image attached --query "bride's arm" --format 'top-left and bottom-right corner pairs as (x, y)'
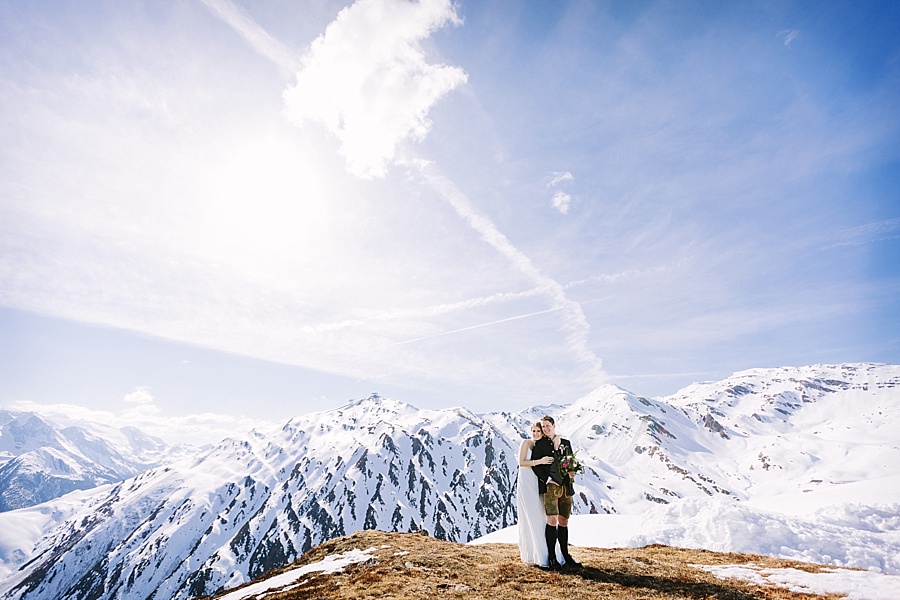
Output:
(518, 440), (553, 466)
(518, 439), (534, 466)
(519, 440), (553, 467)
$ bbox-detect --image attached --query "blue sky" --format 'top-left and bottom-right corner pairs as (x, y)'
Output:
(1, 0), (897, 444)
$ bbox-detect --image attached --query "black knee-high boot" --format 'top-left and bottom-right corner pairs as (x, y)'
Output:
(557, 525), (581, 568)
(544, 524), (559, 569)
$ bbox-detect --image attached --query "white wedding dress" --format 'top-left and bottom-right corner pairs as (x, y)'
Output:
(516, 447), (563, 566)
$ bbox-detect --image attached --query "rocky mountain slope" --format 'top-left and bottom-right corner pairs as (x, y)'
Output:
(0, 363), (896, 600)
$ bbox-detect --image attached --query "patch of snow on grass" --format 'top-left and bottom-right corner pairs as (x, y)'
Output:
(217, 547), (377, 600)
(696, 564), (900, 600)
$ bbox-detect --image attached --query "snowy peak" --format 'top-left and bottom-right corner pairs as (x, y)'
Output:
(337, 393), (414, 417)
(666, 363), (897, 408)
(548, 384), (688, 457)
(287, 394), (498, 455)
(0, 412), (63, 459)
(663, 363), (900, 438)
(289, 393), (427, 435)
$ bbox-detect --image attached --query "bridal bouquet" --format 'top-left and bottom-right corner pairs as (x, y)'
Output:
(558, 448), (584, 476)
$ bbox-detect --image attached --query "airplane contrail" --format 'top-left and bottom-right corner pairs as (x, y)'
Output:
(379, 305), (566, 349)
(197, 0), (301, 76)
(409, 158), (603, 374)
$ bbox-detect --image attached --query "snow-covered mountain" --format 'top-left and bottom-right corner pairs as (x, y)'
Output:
(0, 395), (517, 599)
(0, 363), (897, 600)
(487, 362), (899, 505)
(0, 410), (196, 511)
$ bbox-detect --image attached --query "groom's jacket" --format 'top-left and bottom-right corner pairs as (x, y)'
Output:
(531, 436), (575, 496)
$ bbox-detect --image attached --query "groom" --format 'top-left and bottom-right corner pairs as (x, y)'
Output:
(531, 415), (582, 570)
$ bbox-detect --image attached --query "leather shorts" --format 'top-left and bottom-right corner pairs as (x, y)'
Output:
(541, 483), (572, 517)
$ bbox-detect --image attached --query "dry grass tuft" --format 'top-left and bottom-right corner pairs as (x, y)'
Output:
(201, 530), (848, 599)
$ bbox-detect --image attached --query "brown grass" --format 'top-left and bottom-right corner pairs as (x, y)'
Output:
(202, 530), (847, 599)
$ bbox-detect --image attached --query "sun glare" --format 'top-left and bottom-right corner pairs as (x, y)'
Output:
(194, 135), (332, 273)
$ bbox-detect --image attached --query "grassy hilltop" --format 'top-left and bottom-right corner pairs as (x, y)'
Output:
(200, 530), (845, 600)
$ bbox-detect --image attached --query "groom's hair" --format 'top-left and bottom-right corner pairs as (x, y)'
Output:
(541, 415), (555, 425)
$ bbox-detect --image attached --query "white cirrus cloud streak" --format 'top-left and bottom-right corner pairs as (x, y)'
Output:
(198, 0), (301, 75)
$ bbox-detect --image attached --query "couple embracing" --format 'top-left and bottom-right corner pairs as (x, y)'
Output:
(516, 415), (582, 570)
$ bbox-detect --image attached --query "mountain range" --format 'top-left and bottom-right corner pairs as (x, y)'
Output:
(0, 410), (196, 512)
(0, 362), (896, 599)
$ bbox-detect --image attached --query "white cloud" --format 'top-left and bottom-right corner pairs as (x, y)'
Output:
(779, 29), (800, 48)
(548, 171), (574, 187)
(551, 190), (571, 214)
(283, 0), (468, 178)
(122, 386), (154, 404)
(548, 171), (574, 214)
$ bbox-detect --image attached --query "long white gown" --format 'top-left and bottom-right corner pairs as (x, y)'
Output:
(516, 447), (563, 566)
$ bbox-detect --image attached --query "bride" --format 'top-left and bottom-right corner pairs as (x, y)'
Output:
(516, 422), (559, 567)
